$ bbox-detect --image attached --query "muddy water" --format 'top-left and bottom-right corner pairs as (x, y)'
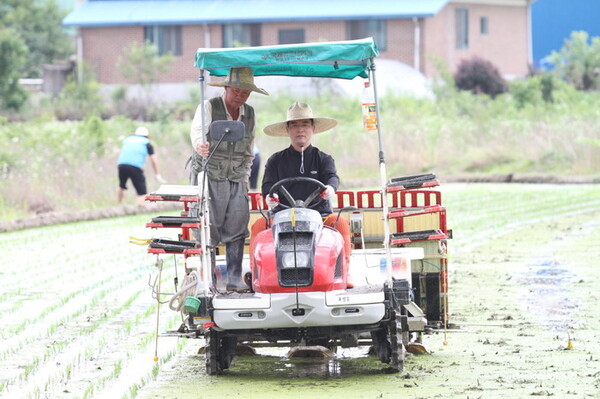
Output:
(2, 184), (600, 399)
(135, 185), (600, 399)
(139, 344), (420, 398)
(523, 256), (578, 330)
(520, 220), (600, 332)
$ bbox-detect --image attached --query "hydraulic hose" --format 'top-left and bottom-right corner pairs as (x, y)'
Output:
(168, 270), (200, 312)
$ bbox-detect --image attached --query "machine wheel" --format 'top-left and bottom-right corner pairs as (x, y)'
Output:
(205, 329), (221, 375)
(401, 331), (410, 347)
(370, 328), (391, 364)
(399, 315), (410, 346)
(205, 330), (237, 375)
(371, 314), (405, 371)
(219, 336), (237, 370)
(389, 315), (405, 372)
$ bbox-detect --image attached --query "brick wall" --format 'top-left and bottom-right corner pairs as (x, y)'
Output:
(386, 19), (417, 67)
(82, 24), (221, 84)
(262, 21), (345, 45)
(83, 27), (141, 83)
(80, 4), (530, 84)
(422, 2), (530, 77)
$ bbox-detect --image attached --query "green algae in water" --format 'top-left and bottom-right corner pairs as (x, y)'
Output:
(217, 352), (414, 379)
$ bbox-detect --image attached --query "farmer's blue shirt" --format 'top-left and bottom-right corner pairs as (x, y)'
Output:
(117, 135), (154, 169)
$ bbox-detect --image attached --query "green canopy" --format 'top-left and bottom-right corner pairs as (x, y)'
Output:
(194, 38), (379, 80)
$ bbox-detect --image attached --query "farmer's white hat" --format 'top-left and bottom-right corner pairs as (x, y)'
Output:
(263, 102), (338, 137)
(208, 67), (269, 96)
(135, 126), (149, 137)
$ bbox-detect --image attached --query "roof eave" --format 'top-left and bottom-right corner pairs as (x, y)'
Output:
(63, 13), (438, 28)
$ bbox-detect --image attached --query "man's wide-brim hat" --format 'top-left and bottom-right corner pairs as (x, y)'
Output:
(207, 67), (269, 96)
(263, 102), (338, 136)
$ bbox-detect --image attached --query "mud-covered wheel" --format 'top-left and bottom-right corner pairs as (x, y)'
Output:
(399, 315), (410, 347)
(401, 331), (410, 347)
(205, 329), (221, 375)
(205, 330), (237, 375)
(370, 328), (391, 364)
(389, 315), (405, 372)
(218, 336), (237, 370)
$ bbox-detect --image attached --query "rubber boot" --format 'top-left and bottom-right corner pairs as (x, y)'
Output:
(225, 239), (247, 291)
(209, 248), (218, 288)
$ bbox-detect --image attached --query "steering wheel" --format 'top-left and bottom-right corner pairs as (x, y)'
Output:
(268, 177), (327, 210)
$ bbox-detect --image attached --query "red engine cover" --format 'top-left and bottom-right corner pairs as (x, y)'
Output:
(250, 227), (348, 293)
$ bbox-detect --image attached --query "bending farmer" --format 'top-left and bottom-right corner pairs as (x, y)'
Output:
(117, 126), (165, 205)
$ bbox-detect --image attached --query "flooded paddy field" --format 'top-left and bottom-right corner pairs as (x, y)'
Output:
(1, 184), (600, 398)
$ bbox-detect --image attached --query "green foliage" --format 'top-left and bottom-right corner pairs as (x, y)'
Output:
(118, 41), (173, 87)
(0, 148), (19, 180)
(108, 85), (130, 117)
(111, 86), (127, 103)
(509, 78), (541, 109)
(0, 0), (73, 78)
(81, 115), (107, 156)
(172, 86), (202, 120)
(454, 56), (507, 98)
(578, 136), (600, 147)
(548, 31), (600, 91)
(53, 64), (103, 120)
(0, 29), (28, 111)
(1, 83), (600, 218)
(510, 73), (553, 108)
(539, 73), (556, 103)
(116, 41), (175, 118)
(428, 55), (458, 100)
(509, 73), (584, 110)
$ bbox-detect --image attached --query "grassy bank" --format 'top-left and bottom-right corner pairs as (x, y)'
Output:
(1, 86), (600, 220)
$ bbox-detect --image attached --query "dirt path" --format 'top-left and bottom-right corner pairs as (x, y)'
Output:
(1, 184), (599, 398)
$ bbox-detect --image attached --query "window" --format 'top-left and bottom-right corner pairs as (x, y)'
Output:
(346, 20), (387, 51)
(278, 29), (305, 45)
(143, 26), (182, 56)
(222, 24), (261, 47)
(480, 16), (489, 35)
(455, 8), (469, 49)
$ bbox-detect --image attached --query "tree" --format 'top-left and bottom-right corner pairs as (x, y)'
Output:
(454, 56), (507, 98)
(53, 63), (103, 120)
(117, 41), (174, 102)
(547, 31), (600, 91)
(0, 29), (28, 111)
(0, 0), (73, 78)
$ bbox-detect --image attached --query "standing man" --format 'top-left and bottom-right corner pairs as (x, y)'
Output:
(249, 145), (261, 190)
(117, 126), (165, 205)
(190, 67), (269, 291)
(253, 102), (352, 261)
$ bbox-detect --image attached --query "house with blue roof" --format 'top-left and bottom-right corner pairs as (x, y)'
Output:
(63, 0), (534, 85)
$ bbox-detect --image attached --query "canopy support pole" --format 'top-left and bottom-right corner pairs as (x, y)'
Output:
(369, 62), (394, 288)
(197, 70), (211, 298)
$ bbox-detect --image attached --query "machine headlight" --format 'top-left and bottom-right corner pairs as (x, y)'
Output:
(281, 251), (309, 268)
